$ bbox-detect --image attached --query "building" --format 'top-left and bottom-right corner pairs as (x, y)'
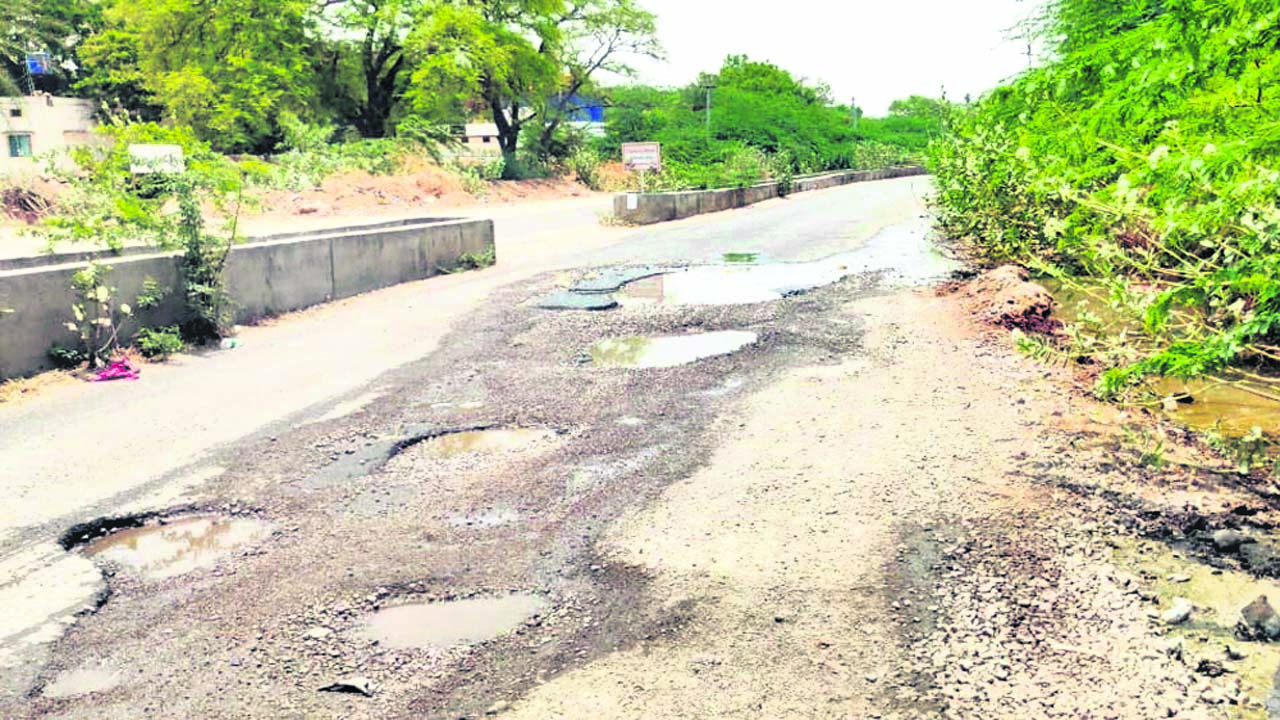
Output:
(0, 95), (97, 176)
(460, 123), (503, 157)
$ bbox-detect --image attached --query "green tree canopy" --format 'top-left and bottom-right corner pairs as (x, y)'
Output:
(109, 0), (318, 152)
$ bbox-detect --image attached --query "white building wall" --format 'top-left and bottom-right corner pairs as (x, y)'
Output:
(0, 96), (96, 177)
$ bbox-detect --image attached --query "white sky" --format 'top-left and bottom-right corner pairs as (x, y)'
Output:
(625, 0), (1042, 115)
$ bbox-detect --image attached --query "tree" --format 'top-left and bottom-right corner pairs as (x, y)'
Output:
(0, 0), (103, 97)
(318, 0), (422, 138)
(529, 0), (662, 160)
(407, 0), (564, 178)
(75, 28), (165, 121)
(887, 95), (949, 120)
(110, 0), (319, 152)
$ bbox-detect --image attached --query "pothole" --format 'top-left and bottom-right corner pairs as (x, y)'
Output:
(358, 594), (547, 649)
(42, 663), (122, 699)
(82, 515), (273, 580)
(589, 331), (757, 369)
(415, 428), (558, 458)
(618, 263), (848, 307)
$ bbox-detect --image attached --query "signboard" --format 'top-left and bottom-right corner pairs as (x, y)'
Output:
(622, 142), (661, 172)
(129, 144), (186, 175)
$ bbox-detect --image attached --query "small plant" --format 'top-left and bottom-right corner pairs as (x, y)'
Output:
(1122, 426), (1167, 470)
(770, 151), (796, 197)
(1205, 426), (1273, 476)
(48, 345), (88, 369)
(442, 247), (496, 273)
(65, 262), (132, 368)
(136, 326), (184, 359)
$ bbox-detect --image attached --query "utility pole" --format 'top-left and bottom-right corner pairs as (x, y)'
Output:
(851, 97), (859, 131)
(699, 74), (717, 133)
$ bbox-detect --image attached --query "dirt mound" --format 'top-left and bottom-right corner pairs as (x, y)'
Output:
(255, 168), (590, 222)
(962, 265), (1059, 333)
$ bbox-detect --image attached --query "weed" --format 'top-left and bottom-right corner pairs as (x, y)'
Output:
(441, 247), (496, 273)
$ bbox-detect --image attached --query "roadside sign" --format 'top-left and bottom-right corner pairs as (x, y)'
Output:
(129, 144), (185, 175)
(622, 142), (661, 172)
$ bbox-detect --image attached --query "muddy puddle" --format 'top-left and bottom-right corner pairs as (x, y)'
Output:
(1043, 279), (1280, 437)
(358, 594), (547, 649)
(590, 330), (757, 369)
(83, 516), (273, 580)
(43, 664), (121, 699)
(417, 428), (557, 458)
(616, 223), (953, 307)
(1114, 537), (1280, 713)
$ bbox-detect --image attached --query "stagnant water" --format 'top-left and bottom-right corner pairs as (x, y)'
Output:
(590, 331), (758, 369)
(418, 428), (556, 458)
(83, 516), (273, 580)
(617, 223), (956, 308)
(358, 594), (547, 649)
(1043, 278), (1280, 437)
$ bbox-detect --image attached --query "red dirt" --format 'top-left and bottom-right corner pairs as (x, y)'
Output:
(252, 166), (593, 225)
(960, 265), (1060, 333)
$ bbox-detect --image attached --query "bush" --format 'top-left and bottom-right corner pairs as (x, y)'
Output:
(566, 148), (604, 190)
(137, 326), (185, 359)
(930, 0), (1280, 396)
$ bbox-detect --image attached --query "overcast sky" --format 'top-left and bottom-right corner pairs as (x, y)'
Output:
(624, 0), (1042, 115)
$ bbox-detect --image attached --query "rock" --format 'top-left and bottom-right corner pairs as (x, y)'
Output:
(1195, 659), (1226, 677)
(1162, 599), (1194, 625)
(318, 677), (373, 697)
(1239, 542), (1280, 575)
(1166, 574), (1191, 583)
(1236, 595), (1280, 640)
(1225, 645), (1248, 661)
(305, 627), (332, 640)
(1212, 529), (1248, 552)
(485, 700), (511, 715)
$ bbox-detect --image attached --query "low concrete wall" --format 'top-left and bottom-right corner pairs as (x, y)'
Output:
(0, 217), (494, 379)
(612, 166), (926, 226)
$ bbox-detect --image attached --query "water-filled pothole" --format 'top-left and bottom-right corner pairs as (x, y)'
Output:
(42, 664), (122, 699)
(358, 594), (547, 649)
(83, 515), (273, 580)
(618, 264), (843, 307)
(590, 331), (757, 369)
(417, 428), (557, 458)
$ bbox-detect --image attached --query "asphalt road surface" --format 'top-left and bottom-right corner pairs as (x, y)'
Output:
(2, 177), (980, 718)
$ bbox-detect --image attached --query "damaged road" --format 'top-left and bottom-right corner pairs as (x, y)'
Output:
(4, 176), (1275, 718)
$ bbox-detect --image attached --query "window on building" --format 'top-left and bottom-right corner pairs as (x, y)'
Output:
(8, 134), (33, 158)
(482, 136), (492, 143)
(8, 108), (20, 118)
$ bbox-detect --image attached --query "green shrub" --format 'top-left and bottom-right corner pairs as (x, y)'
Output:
(137, 326), (185, 359)
(566, 148), (604, 190)
(930, 0), (1280, 398)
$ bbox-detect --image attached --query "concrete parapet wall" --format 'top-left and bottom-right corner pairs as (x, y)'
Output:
(612, 166), (926, 226)
(0, 217), (494, 379)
